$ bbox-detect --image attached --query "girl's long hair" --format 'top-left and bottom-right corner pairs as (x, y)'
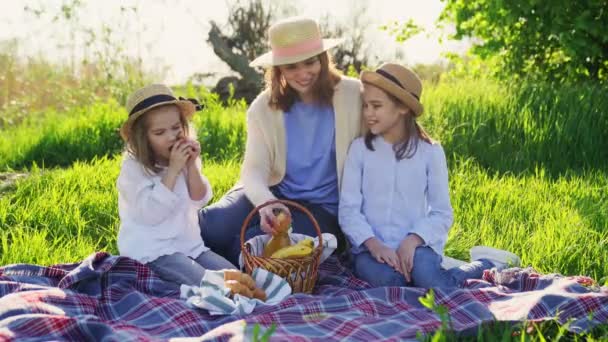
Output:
(363, 86), (433, 160)
(265, 52), (342, 112)
(125, 104), (192, 174)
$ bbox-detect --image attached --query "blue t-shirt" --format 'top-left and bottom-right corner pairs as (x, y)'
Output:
(276, 101), (339, 215)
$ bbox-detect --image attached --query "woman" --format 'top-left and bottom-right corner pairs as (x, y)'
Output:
(198, 16), (363, 266)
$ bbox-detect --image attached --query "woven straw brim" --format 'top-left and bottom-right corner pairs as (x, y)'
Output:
(250, 38), (343, 67)
(360, 70), (424, 116)
(119, 100), (195, 141)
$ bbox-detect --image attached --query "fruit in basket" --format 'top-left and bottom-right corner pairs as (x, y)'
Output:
(263, 209), (292, 257)
(299, 238), (314, 249)
(270, 238), (314, 259)
(274, 210), (291, 234)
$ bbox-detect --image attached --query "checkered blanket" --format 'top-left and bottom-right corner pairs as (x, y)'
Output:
(1, 252), (606, 341)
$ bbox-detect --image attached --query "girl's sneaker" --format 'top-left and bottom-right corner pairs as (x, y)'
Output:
(470, 246), (521, 270)
(441, 255), (468, 269)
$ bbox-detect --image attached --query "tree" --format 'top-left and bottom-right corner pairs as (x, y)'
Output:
(317, 2), (376, 73)
(440, 0), (608, 83)
(206, 0), (278, 103)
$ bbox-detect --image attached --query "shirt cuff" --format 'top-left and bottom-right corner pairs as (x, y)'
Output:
(350, 231), (376, 249)
(409, 220), (439, 248)
(191, 175), (213, 208)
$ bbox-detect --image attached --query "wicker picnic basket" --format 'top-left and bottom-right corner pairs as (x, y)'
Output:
(240, 199), (323, 293)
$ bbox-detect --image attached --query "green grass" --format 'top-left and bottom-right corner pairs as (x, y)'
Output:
(1, 78), (606, 277)
(1, 77), (606, 340)
(0, 156), (240, 265)
(0, 88), (246, 171)
(447, 158), (608, 279)
(422, 79), (608, 176)
(0, 102), (124, 170)
(2, 155), (605, 278)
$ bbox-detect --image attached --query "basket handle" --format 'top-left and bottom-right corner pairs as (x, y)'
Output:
(240, 199), (324, 255)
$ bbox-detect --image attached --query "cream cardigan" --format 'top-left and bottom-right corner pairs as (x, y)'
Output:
(240, 76), (363, 207)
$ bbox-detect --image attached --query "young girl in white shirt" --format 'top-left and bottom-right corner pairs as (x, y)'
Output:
(117, 84), (236, 286)
(339, 64), (520, 288)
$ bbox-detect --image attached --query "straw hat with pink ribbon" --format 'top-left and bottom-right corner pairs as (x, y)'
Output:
(250, 16), (343, 67)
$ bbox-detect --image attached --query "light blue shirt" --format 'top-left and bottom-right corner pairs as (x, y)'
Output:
(338, 136), (454, 255)
(277, 101), (339, 214)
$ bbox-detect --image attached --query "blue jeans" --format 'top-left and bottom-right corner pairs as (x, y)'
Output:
(147, 250), (237, 287)
(353, 246), (494, 288)
(198, 186), (345, 266)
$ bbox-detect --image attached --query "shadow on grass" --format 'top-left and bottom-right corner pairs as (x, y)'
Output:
(14, 128), (124, 170)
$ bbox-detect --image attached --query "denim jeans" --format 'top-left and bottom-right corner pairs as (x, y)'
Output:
(198, 186), (345, 266)
(353, 246), (494, 288)
(147, 250), (237, 287)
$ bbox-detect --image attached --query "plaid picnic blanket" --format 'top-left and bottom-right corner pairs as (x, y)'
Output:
(1, 252), (607, 341)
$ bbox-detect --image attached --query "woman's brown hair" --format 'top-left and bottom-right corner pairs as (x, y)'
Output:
(265, 52), (342, 112)
(363, 85), (433, 160)
(125, 104), (191, 174)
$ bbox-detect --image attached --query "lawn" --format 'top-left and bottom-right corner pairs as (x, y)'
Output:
(1, 78), (607, 340)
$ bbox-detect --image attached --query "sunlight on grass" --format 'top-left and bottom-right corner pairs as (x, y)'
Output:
(447, 158), (608, 279)
(1, 155), (605, 280)
(0, 156), (240, 265)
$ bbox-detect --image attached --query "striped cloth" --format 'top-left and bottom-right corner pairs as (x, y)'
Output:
(1, 252), (607, 341)
(180, 268), (291, 316)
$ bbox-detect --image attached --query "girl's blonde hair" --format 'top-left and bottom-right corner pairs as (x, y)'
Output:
(363, 83), (433, 160)
(264, 51), (342, 112)
(125, 104), (194, 174)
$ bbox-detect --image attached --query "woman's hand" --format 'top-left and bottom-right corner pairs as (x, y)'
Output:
(364, 237), (400, 271)
(259, 203), (291, 235)
(396, 234), (424, 282)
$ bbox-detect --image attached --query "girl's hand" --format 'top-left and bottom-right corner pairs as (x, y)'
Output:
(396, 234), (424, 283)
(168, 140), (191, 174)
(364, 238), (400, 270)
(259, 203), (291, 235)
(184, 138), (201, 169)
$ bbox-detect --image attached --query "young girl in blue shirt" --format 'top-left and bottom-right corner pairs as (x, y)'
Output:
(339, 64), (520, 288)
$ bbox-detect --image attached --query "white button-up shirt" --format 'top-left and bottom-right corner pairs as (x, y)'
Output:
(339, 137), (453, 255)
(117, 155), (212, 263)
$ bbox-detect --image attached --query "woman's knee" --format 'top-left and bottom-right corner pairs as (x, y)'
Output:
(199, 187), (254, 241)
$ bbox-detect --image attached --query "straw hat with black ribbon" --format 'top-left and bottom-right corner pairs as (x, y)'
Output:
(250, 16), (343, 67)
(360, 63), (424, 116)
(120, 84), (202, 141)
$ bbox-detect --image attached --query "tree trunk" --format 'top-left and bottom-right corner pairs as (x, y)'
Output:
(208, 21), (263, 91)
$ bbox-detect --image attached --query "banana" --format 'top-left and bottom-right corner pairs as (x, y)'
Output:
(299, 238), (314, 249)
(270, 241), (313, 259)
(263, 232), (291, 257)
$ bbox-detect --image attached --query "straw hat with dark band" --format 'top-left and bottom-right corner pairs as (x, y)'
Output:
(250, 16), (343, 67)
(120, 84), (201, 141)
(360, 63), (424, 116)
